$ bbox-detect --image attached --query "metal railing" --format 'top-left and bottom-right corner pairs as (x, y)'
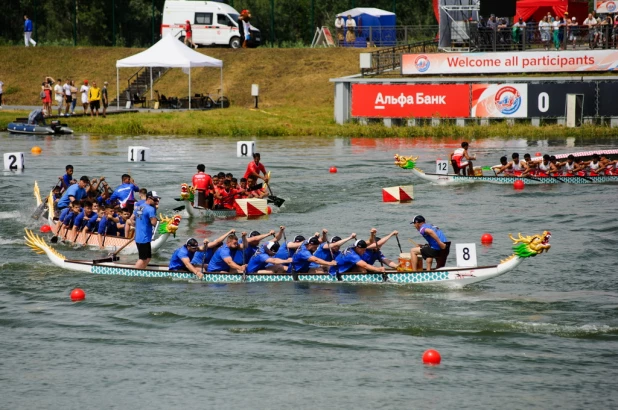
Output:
(361, 39), (439, 76)
(332, 25), (438, 48)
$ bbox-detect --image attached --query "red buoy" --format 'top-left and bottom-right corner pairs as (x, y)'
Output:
(535, 151), (542, 157)
(70, 288), (86, 302)
(481, 233), (493, 244)
(40, 224), (52, 233)
(329, 166), (338, 173)
(513, 179), (525, 190)
(266, 206), (272, 215)
(422, 349), (441, 365)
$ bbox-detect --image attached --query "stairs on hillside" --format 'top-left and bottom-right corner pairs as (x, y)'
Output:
(111, 67), (169, 107)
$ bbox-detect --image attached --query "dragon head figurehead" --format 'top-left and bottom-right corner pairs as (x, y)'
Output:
(180, 184), (195, 202)
(394, 154), (418, 170)
(158, 214), (182, 236)
(508, 231), (552, 259)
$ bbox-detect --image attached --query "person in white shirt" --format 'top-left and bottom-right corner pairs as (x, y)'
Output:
(54, 78), (64, 116)
(80, 80), (90, 114)
(0, 79), (4, 108)
(335, 15), (345, 44)
(539, 16), (551, 50)
(584, 13), (598, 47)
(63, 79), (72, 116)
(345, 14), (356, 44)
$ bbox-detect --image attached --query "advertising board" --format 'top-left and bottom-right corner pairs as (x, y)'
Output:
(401, 50), (618, 75)
(596, 1), (618, 13)
(351, 84), (470, 118)
(528, 83), (597, 118)
(471, 84), (528, 118)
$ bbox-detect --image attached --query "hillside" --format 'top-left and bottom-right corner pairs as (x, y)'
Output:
(0, 46), (363, 108)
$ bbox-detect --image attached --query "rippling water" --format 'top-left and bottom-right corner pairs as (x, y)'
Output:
(1, 133), (617, 409)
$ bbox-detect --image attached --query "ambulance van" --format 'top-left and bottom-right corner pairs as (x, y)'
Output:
(161, 0), (261, 48)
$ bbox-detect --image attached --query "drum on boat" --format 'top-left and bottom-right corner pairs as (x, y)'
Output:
(398, 252), (412, 271)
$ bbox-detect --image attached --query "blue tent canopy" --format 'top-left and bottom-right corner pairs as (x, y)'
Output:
(339, 7), (397, 47)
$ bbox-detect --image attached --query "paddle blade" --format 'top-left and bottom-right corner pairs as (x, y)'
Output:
(173, 197), (183, 202)
(50, 235), (59, 243)
(173, 205), (186, 212)
(269, 195), (285, 207)
(31, 203), (47, 220)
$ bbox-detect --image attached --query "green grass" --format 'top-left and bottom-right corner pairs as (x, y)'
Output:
(3, 107), (618, 139)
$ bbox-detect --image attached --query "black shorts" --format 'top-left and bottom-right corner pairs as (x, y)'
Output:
(136, 242), (152, 260)
(420, 245), (441, 260)
(90, 100), (100, 110)
(65, 95), (72, 103)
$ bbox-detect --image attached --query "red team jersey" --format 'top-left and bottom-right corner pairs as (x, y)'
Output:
(243, 161), (266, 180)
(192, 172), (213, 191)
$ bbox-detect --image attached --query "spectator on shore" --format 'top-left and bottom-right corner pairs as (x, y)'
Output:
(335, 15), (345, 45)
(584, 13), (598, 48)
(69, 80), (77, 115)
(24, 15), (34, 47)
(42, 77), (53, 115)
(569, 16), (579, 49)
(487, 14), (498, 30)
(80, 80), (89, 113)
(88, 81), (101, 117)
(539, 16), (551, 50)
(512, 17), (526, 50)
(63, 79), (72, 116)
(184, 19), (196, 49)
(54, 78), (64, 116)
(102, 81), (109, 118)
(345, 14), (356, 44)
(552, 15), (561, 50)
(0, 79), (4, 109)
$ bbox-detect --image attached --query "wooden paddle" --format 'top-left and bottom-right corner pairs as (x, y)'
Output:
(264, 172), (285, 207)
(323, 233), (339, 278)
(395, 233), (404, 254)
(109, 238), (136, 260)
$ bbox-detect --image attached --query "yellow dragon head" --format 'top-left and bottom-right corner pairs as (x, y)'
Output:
(158, 214), (182, 236)
(508, 231), (551, 258)
(394, 154), (418, 170)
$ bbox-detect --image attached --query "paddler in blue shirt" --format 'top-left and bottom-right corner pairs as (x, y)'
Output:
(239, 227), (283, 262)
(57, 176), (90, 210)
(207, 232), (247, 273)
(68, 200), (98, 242)
(409, 215), (448, 271)
(109, 174), (139, 210)
(169, 238), (204, 279)
(334, 240), (386, 274)
(310, 231), (356, 274)
(191, 229), (236, 268)
(363, 228), (399, 269)
(247, 242), (293, 274)
(291, 236), (337, 273)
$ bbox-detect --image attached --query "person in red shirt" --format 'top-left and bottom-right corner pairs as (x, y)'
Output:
(184, 20), (196, 49)
(214, 179), (238, 209)
(243, 153), (269, 183)
(246, 176), (268, 199)
(192, 164), (214, 208)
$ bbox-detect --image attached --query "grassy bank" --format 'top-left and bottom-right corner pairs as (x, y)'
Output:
(2, 107), (617, 139)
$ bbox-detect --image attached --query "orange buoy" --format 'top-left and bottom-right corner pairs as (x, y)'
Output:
(31, 146), (42, 155)
(513, 180), (524, 190)
(329, 166), (337, 173)
(266, 206), (272, 215)
(422, 349), (441, 365)
(70, 288), (86, 302)
(535, 151), (542, 157)
(40, 224), (52, 233)
(481, 233), (493, 244)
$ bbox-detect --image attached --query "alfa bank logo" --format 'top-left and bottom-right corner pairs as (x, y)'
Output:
(415, 55), (431, 72)
(494, 86), (521, 115)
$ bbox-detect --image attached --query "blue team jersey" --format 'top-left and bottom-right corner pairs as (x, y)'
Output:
(62, 174), (72, 188)
(361, 250), (386, 265)
(291, 247), (314, 273)
(419, 223), (448, 250)
(133, 203), (156, 244)
(97, 215), (118, 236)
(247, 252), (271, 273)
(191, 248), (215, 266)
(62, 210), (80, 227)
(73, 211), (98, 231)
(109, 183), (139, 208)
(58, 207), (70, 222)
(274, 242), (296, 259)
(57, 184), (87, 208)
(238, 238), (259, 262)
(335, 247), (362, 274)
(207, 244), (243, 272)
(169, 246), (196, 270)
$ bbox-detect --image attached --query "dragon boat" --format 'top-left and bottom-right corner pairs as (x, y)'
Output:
(34, 183), (182, 255)
(394, 151), (618, 186)
(24, 229), (551, 289)
(178, 183), (270, 219)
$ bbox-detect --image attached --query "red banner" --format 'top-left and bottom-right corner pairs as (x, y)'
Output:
(351, 84), (470, 118)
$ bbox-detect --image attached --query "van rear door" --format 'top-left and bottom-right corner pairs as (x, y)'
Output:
(215, 14), (238, 46)
(194, 12), (215, 45)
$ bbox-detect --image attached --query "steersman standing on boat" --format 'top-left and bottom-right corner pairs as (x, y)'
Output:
(134, 191), (159, 269)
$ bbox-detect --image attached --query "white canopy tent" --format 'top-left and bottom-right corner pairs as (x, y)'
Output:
(115, 34), (223, 109)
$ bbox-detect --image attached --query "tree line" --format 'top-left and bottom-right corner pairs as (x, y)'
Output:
(0, 0), (436, 47)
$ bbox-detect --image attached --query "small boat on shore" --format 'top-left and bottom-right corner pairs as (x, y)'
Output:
(8, 119), (73, 135)
(24, 229), (551, 289)
(395, 151), (618, 186)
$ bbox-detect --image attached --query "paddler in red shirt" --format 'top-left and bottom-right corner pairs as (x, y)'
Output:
(214, 179), (238, 209)
(192, 164), (214, 208)
(243, 152), (269, 183)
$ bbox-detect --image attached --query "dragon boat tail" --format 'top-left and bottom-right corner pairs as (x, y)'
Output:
(24, 229), (551, 289)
